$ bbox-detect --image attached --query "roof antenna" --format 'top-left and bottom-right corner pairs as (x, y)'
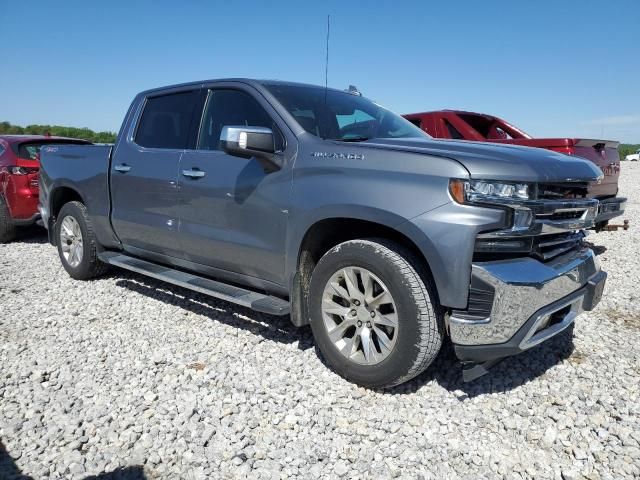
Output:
(325, 14), (330, 90)
(320, 14), (330, 138)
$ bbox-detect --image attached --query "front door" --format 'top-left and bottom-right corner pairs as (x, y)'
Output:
(177, 87), (292, 286)
(110, 89), (201, 258)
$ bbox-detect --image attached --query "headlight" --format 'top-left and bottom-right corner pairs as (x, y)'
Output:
(449, 179), (531, 204)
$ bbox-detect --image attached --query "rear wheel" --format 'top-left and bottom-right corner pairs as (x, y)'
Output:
(55, 201), (108, 280)
(309, 239), (443, 388)
(0, 196), (16, 244)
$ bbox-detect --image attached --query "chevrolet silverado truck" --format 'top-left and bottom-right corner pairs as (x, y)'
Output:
(39, 80), (607, 387)
(403, 110), (626, 230)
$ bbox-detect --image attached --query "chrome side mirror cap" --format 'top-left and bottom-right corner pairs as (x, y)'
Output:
(220, 126), (276, 158)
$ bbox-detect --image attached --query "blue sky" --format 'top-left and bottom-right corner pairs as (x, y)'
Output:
(1, 0), (639, 142)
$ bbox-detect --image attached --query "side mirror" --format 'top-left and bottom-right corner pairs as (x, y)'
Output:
(220, 126), (277, 159)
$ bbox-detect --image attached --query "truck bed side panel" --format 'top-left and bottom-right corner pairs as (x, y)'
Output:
(40, 145), (120, 249)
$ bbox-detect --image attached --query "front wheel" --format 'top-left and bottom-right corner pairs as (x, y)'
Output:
(55, 201), (108, 280)
(308, 239), (443, 388)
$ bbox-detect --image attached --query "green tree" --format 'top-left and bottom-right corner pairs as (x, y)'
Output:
(0, 121), (116, 143)
(619, 144), (640, 160)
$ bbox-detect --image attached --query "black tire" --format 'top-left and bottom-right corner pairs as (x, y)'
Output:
(308, 239), (443, 388)
(0, 196), (16, 244)
(55, 201), (108, 280)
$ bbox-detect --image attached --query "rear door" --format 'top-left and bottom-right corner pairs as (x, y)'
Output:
(176, 85), (293, 286)
(110, 88), (202, 258)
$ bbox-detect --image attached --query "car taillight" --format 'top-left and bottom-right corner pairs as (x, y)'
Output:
(8, 166), (39, 175)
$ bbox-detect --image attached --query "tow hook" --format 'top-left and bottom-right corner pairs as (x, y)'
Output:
(602, 219), (630, 232)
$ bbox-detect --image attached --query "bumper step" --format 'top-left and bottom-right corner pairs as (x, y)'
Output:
(98, 252), (290, 316)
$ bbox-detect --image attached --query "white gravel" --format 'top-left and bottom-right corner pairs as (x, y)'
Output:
(1, 164), (639, 480)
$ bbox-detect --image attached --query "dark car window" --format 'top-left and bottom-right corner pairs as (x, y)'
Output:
(135, 90), (199, 149)
(263, 83), (428, 141)
(18, 143), (43, 160)
(197, 89), (284, 151)
(15, 140), (90, 160)
(444, 120), (464, 140)
(458, 113), (493, 138)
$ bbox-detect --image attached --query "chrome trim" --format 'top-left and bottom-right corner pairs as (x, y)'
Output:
(182, 169), (206, 178)
(450, 247), (601, 346)
(595, 197), (626, 223)
(478, 197), (598, 237)
(518, 290), (584, 349)
(220, 126), (273, 144)
(114, 164), (131, 173)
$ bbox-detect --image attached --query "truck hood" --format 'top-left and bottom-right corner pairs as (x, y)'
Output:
(360, 137), (604, 183)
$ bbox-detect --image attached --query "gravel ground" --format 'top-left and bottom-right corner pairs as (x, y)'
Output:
(1, 164), (639, 480)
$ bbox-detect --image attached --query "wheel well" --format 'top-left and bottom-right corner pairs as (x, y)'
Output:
(291, 218), (435, 327)
(50, 187), (83, 220)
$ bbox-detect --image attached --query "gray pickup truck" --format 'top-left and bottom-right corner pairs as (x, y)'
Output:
(39, 79), (607, 387)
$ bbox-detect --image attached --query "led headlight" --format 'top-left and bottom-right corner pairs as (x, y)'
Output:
(449, 179), (531, 204)
(449, 179), (534, 232)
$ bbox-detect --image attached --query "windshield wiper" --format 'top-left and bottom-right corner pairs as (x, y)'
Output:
(333, 136), (371, 142)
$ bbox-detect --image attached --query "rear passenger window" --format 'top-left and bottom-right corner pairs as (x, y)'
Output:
(18, 144), (42, 160)
(198, 89), (284, 151)
(135, 91), (198, 149)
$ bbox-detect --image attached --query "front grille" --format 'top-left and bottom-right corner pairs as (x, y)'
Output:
(537, 182), (589, 200)
(532, 232), (584, 261)
(536, 210), (585, 221)
(473, 184), (597, 263)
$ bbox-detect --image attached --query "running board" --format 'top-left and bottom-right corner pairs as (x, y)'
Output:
(98, 252), (290, 316)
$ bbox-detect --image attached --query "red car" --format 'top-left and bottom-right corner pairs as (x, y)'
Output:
(0, 135), (90, 242)
(403, 110), (625, 228)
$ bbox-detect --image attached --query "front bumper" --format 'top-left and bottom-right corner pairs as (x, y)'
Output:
(450, 247), (605, 370)
(594, 196), (626, 224)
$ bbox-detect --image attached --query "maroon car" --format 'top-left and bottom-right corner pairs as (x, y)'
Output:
(0, 135), (90, 242)
(403, 110), (625, 228)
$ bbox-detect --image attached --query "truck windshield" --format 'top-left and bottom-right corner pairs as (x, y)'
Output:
(263, 83), (429, 142)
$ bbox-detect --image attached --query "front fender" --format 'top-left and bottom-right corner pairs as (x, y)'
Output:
(285, 204), (414, 283)
(397, 202), (506, 309)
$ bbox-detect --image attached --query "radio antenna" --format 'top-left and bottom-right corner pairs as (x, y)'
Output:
(325, 14), (330, 90)
(323, 14), (330, 113)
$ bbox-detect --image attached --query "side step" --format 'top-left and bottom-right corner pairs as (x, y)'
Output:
(98, 252), (290, 316)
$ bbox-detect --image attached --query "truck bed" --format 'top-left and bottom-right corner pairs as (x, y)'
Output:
(39, 144), (116, 247)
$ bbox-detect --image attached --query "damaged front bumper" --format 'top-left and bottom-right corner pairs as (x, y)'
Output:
(449, 247), (606, 381)
(594, 196), (626, 225)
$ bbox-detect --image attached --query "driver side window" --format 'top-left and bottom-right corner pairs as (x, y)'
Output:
(197, 89), (284, 151)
